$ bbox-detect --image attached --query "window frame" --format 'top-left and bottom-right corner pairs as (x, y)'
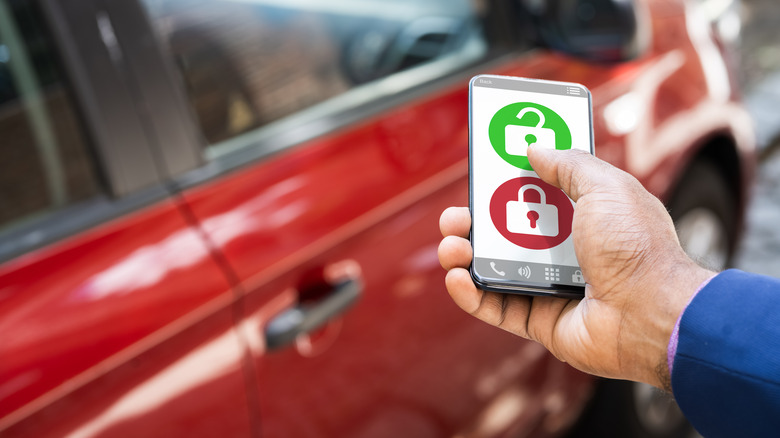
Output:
(0, 0), (536, 262)
(0, 0), (173, 263)
(131, 0), (534, 190)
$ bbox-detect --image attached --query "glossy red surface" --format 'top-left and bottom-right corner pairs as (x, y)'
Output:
(0, 0), (756, 436)
(0, 201), (253, 436)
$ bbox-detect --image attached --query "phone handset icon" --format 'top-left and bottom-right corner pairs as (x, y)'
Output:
(490, 262), (506, 276)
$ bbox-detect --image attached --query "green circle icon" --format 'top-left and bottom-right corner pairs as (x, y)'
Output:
(488, 102), (571, 171)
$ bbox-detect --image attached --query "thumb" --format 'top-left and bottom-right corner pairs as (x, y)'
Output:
(527, 147), (631, 202)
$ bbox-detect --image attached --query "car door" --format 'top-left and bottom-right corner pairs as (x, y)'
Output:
(0, 1), (254, 436)
(137, 1), (594, 436)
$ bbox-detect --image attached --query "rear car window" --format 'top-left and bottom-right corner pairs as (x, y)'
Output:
(0, 0), (101, 233)
(141, 0), (490, 155)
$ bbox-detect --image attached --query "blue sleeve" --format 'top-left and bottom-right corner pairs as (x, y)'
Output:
(672, 269), (780, 437)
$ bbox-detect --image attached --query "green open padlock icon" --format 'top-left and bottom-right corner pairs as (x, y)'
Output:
(505, 108), (556, 157)
(489, 102), (572, 171)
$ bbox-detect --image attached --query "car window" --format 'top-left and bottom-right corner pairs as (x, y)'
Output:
(141, 0), (491, 157)
(0, 0), (101, 233)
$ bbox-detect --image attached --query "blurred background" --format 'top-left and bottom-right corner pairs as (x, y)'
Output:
(735, 0), (780, 276)
(1, 0), (779, 437)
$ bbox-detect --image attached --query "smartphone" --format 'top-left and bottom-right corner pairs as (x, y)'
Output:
(469, 74), (594, 298)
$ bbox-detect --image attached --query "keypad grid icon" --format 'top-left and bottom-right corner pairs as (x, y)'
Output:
(544, 267), (560, 282)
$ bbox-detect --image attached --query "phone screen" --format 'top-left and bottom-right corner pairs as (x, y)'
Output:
(469, 75), (593, 296)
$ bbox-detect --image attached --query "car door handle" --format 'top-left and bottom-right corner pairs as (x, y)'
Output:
(265, 277), (363, 351)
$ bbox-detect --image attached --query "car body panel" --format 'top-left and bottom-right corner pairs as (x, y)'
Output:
(0, 200), (254, 436)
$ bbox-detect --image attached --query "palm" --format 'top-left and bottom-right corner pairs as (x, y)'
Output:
(438, 148), (712, 387)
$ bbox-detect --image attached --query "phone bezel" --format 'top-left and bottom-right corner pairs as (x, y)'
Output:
(468, 74), (594, 299)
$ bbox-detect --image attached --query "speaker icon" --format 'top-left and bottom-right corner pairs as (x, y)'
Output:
(518, 265), (532, 279)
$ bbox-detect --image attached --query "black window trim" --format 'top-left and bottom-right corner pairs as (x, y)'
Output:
(99, 0), (204, 179)
(39, 0), (163, 196)
(0, 187), (170, 264)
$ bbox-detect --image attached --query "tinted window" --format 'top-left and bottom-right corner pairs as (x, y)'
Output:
(142, 0), (489, 150)
(0, 0), (101, 232)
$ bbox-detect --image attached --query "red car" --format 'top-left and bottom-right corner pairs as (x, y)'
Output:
(0, 0), (753, 437)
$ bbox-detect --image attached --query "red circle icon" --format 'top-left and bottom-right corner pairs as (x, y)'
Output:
(489, 177), (574, 249)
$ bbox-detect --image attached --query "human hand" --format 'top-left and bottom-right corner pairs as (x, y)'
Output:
(438, 147), (714, 390)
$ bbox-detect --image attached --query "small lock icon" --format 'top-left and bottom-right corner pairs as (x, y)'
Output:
(505, 107), (556, 157)
(506, 184), (559, 236)
(572, 270), (584, 284)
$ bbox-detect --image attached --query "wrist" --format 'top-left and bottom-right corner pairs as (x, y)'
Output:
(627, 256), (715, 389)
(662, 268), (717, 390)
